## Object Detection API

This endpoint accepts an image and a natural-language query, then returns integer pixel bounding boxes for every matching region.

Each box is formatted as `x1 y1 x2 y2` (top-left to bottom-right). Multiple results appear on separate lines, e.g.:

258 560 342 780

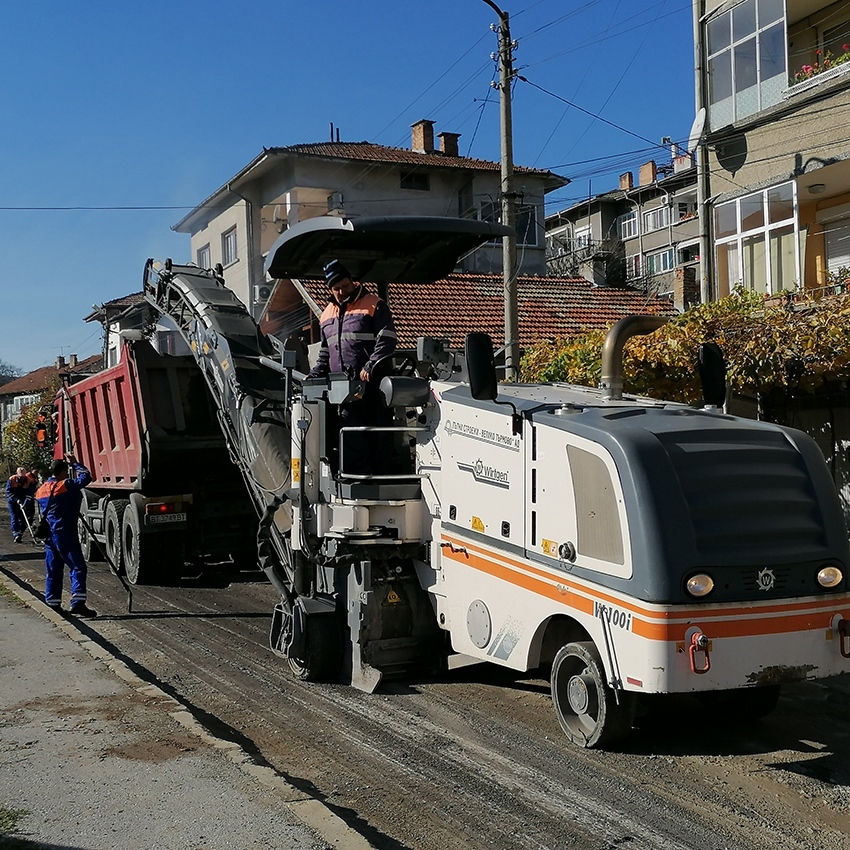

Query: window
574 225 591 249
678 242 700 264
458 180 475 218
713 181 799 297
645 249 674 276
481 201 538 245
197 243 210 269
400 171 430 191
625 254 642 280
677 201 697 221
617 212 638 239
823 20 850 60
221 227 237 266
642 206 670 233
515 205 538 246
705 0 786 128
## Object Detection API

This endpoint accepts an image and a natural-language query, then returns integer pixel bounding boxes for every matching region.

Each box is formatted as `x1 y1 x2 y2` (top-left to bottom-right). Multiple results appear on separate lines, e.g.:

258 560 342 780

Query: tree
2 379 60 476
0 358 22 387
520 288 850 404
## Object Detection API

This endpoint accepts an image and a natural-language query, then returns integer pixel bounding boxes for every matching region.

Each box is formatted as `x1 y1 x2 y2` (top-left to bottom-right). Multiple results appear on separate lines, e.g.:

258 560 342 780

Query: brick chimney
619 172 634 190
411 119 435 153
638 160 658 186
438 132 460 157
69 354 78 368
55 356 65 369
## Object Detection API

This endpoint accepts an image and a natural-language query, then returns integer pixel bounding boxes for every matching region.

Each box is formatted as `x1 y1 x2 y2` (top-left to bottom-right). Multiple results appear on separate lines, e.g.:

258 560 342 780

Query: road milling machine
133 215 850 748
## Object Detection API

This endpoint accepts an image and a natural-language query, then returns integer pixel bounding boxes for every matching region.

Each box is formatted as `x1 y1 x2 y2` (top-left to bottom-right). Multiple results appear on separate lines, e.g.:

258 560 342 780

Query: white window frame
713 180 800 295
574 225 591 250
645 248 674 276
221 227 238 267
642 205 670 233
625 253 642 280
705 0 787 127
197 243 210 269
618 212 638 240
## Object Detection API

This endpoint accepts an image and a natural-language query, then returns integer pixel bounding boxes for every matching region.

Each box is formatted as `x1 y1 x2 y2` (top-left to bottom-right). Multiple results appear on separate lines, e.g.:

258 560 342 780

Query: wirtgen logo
457 459 510 488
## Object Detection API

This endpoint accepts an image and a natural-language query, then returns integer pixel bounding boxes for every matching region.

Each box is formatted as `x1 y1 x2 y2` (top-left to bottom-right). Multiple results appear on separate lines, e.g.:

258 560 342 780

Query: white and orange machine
144 216 850 748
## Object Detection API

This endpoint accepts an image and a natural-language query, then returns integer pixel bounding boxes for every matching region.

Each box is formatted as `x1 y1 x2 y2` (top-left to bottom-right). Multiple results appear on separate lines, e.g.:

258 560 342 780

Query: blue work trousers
44 532 88 609
8 498 34 537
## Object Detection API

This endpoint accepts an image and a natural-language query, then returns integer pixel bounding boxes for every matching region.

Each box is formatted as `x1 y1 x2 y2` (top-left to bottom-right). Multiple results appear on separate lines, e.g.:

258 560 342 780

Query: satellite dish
688 108 706 153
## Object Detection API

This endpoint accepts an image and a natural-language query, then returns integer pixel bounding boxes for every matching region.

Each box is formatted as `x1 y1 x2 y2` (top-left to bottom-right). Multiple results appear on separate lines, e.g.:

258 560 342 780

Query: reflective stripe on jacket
6 473 37 501
35 463 92 536
310 285 397 377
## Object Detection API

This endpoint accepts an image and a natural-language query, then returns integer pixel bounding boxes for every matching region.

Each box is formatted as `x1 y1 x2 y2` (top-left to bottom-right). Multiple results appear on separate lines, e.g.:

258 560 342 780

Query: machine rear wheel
550 641 634 749
287 614 342 683
104 499 129 573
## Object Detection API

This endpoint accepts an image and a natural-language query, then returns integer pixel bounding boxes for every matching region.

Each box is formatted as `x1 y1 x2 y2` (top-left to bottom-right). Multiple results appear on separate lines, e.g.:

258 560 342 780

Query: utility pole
482 0 519 381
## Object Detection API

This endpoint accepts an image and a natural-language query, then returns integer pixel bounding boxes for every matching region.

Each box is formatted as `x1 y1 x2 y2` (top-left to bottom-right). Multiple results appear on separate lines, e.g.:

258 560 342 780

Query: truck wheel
78 516 101 562
104 499 129 574
288 614 342 683
121 504 156 586
550 641 635 749
122 505 185 585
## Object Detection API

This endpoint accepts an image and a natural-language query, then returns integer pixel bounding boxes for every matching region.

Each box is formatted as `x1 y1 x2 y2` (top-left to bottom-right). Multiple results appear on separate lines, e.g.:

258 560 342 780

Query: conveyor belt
142 260 295 599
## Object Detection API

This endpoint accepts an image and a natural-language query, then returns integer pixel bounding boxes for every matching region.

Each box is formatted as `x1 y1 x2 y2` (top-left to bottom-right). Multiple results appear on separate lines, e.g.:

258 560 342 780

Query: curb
0 568 374 850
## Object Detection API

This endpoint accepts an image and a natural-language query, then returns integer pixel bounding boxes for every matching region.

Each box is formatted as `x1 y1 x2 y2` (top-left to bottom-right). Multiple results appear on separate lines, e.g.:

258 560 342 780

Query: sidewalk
0 547 371 850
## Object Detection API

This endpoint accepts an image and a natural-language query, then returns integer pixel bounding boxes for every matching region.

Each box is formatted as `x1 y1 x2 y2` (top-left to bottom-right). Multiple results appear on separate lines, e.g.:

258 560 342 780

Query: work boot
68 603 98 618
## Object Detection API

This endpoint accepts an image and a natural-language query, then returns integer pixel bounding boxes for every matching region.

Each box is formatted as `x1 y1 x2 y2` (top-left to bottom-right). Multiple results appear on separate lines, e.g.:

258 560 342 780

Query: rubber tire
287 613 342 683
121 504 185 586
121 503 158 586
78 495 103 562
104 499 129 574
551 640 635 749
698 684 781 722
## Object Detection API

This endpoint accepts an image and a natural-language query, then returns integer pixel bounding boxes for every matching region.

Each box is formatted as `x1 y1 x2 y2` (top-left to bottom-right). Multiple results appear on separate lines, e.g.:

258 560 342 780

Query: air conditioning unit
254 284 272 304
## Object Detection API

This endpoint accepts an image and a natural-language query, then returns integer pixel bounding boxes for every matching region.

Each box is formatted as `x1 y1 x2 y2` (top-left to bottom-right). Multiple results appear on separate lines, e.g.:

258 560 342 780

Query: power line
519 75 675 152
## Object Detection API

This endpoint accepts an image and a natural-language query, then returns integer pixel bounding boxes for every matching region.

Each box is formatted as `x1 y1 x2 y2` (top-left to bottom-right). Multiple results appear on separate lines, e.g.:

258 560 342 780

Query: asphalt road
4 517 850 850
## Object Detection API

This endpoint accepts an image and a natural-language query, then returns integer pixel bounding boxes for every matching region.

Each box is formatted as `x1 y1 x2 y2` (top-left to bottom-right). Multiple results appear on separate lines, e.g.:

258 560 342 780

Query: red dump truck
53 337 256 584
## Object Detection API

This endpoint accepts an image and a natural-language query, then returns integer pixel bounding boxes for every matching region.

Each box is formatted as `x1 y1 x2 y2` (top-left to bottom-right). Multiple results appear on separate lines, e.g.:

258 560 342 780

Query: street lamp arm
480 0 506 19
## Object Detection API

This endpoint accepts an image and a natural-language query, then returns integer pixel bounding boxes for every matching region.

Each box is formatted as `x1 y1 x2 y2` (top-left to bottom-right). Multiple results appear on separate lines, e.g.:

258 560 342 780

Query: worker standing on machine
35 455 97 617
307 259 398 475
6 466 37 543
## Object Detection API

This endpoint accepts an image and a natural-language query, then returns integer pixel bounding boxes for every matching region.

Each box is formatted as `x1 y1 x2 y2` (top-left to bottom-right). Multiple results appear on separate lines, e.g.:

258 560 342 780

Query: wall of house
709 86 850 197
189 201 251 309
257 160 549 276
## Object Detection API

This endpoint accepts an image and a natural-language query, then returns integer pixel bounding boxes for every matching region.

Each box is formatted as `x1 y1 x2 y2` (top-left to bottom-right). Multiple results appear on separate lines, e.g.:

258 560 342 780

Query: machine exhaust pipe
600 315 669 401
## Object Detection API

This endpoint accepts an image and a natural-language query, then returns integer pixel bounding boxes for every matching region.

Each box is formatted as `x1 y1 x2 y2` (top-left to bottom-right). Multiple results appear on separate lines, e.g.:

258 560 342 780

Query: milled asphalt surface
0 531 373 850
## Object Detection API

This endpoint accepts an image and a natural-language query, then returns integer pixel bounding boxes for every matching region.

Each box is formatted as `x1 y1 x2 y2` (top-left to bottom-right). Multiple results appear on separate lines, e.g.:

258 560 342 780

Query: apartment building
697 0 850 298
545 154 700 310
173 120 568 317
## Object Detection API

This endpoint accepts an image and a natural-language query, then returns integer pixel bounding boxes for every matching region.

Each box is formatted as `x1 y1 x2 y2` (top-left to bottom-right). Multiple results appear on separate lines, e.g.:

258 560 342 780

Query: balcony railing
783 58 850 99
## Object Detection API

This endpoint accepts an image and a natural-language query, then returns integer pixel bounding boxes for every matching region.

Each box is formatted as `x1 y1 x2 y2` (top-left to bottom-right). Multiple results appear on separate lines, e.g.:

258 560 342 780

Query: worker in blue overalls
35 455 97 617
6 466 37 543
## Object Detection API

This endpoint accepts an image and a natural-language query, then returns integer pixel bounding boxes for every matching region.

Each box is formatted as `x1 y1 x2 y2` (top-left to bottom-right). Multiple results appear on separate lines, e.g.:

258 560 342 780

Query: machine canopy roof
264 215 512 283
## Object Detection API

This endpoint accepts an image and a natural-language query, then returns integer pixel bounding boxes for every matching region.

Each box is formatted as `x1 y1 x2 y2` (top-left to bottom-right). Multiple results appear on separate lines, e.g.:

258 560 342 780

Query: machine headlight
686 573 715 598
817 565 843 588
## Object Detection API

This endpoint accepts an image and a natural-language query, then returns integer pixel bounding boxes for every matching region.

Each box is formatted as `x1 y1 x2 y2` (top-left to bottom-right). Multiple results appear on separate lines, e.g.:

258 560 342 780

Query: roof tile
293 273 674 349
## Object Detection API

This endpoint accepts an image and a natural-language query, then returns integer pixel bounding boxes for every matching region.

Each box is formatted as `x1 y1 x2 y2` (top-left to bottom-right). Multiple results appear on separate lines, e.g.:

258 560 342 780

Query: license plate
147 512 187 525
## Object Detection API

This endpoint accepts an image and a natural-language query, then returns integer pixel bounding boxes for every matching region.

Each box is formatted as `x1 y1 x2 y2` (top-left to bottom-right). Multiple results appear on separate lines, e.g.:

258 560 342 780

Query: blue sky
0 0 696 373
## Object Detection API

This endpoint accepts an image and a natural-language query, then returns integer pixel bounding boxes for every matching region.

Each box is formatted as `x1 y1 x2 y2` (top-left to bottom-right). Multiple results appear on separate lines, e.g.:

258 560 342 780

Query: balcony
785 1 850 98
